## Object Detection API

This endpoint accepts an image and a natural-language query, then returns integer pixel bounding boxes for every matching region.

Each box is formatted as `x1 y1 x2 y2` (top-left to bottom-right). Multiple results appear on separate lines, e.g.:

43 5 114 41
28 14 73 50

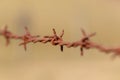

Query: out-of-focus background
0 0 120 80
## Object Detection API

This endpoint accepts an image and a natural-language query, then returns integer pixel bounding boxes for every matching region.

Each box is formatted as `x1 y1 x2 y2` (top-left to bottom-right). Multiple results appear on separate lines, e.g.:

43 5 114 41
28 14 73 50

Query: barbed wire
0 25 120 57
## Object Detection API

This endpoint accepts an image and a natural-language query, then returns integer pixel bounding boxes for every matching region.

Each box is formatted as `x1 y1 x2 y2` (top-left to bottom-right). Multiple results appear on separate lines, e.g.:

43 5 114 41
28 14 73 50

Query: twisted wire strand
0 25 120 57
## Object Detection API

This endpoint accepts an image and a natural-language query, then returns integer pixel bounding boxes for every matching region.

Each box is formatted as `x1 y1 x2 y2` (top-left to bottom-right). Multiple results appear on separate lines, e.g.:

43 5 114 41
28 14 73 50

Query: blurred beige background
0 0 120 80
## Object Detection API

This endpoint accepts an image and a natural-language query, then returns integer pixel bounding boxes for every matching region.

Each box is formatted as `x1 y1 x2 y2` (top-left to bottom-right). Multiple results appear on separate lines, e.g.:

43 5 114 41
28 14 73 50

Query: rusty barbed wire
0 25 120 57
